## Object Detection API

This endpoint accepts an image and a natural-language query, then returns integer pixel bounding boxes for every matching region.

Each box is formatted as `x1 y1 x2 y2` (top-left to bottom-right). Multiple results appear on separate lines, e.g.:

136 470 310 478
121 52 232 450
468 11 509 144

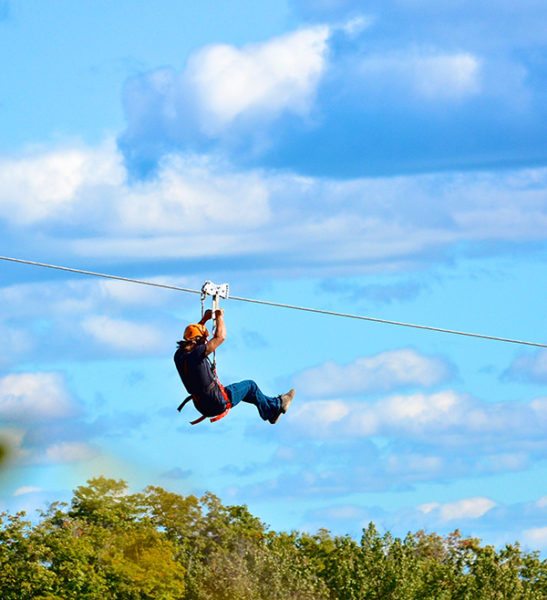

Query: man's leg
224 380 281 422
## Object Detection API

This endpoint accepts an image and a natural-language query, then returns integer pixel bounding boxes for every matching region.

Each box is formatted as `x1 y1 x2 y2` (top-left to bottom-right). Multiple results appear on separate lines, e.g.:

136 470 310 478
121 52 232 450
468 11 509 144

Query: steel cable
1 254 546 348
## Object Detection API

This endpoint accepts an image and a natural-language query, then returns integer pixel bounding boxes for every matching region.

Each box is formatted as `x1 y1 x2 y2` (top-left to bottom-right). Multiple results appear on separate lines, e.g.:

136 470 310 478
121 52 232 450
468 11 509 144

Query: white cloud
86 272 194 308
418 502 440 514
286 387 546 445
117 0 546 177
380 391 460 427
411 54 481 100
0 276 189 322
81 315 165 353
14 486 43 496
306 504 370 530
531 398 547 414
287 390 465 439
42 441 99 464
185 26 330 133
338 15 374 37
323 505 367 520
0 325 32 366
0 146 271 233
0 141 546 268
296 349 450 396
387 453 444 477
97 279 167 307
71 231 273 260
417 497 497 521
290 399 352 437
0 276 199 363
522 526 547 548
359 50 481 101
116 155 271 233
507 351 547 383
0 141 124 225
0 372 74 421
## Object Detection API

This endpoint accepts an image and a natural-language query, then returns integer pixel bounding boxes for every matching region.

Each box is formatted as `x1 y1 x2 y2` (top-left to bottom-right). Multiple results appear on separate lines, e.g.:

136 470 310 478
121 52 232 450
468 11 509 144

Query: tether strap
190 414 207 425
177 395 194 412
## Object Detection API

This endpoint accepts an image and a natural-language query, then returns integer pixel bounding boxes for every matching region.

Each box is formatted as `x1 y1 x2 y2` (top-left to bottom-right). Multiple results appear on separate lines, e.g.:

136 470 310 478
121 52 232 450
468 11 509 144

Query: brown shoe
268 389 295 424
280 389 295 413
269 410 282 424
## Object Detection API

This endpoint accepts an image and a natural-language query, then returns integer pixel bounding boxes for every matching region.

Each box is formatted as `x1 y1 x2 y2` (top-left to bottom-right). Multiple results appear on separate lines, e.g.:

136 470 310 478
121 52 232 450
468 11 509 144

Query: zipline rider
174 308 294 424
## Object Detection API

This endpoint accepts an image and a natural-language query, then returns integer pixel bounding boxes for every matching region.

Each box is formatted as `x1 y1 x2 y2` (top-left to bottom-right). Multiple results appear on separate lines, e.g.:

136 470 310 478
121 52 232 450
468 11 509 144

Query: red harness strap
189 381 232 425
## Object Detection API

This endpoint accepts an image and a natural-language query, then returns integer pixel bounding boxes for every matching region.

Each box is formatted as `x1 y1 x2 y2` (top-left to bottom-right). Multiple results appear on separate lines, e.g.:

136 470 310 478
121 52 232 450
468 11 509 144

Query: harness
176 359 232 424
177 280 231 425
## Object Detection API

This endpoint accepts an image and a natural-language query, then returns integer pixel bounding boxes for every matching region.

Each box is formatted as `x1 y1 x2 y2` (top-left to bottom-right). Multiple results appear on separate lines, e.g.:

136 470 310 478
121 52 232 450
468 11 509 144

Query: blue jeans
224 380 280 421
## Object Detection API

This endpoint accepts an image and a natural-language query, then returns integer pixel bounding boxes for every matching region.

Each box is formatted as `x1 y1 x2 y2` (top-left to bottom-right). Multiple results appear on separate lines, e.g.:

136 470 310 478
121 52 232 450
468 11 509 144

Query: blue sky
1 0 547 553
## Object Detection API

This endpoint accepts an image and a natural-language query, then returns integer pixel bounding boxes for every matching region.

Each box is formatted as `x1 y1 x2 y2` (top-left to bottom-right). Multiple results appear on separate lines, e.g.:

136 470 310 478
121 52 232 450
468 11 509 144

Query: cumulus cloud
286 400 353 438
0 372 75 422
418 497 497 521
523 526 547 549
0 275 197 364
321 279 426 305
358 51 481 102
292 0 547 49
40 441 99 464
227 446 460 499
295 348 451 397
505 350 547 383
232 425 543 504
0 373 107 467
81 315 165 353
301 503 373 536
0 276 190 320
95 154 270 236
161 467 192 480
236 386 547 500
0 325 32 367
1 141 547 269
286 388 547 445
0 146 270 234
186 26 330 133
302 494 547 549
14 486 43 496
97 279 170 307
115 3 547 176
239 384 546 499
119 25 330 169
0 141 124 226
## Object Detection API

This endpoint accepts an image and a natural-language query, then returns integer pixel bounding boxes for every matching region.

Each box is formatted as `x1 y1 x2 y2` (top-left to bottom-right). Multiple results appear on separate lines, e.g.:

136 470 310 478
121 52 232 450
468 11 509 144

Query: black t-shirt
174 343 226 417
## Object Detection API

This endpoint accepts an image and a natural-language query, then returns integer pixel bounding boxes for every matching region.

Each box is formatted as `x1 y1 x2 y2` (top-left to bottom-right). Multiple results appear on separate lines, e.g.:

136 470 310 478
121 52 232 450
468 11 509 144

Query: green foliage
1 479 546 599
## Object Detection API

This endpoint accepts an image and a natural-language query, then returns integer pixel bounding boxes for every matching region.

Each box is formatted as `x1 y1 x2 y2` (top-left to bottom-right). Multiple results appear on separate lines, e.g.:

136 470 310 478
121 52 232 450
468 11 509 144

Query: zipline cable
1 254 546 349
0 255 202 296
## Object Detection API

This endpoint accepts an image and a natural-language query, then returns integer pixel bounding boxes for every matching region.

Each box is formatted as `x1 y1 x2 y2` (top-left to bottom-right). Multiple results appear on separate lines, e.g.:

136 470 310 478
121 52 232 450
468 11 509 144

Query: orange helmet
183 323 209 341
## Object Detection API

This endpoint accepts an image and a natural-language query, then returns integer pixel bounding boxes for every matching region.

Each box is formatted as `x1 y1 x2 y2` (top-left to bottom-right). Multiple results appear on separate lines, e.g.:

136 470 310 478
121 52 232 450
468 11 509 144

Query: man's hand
205 308 226 356
200 309 213 324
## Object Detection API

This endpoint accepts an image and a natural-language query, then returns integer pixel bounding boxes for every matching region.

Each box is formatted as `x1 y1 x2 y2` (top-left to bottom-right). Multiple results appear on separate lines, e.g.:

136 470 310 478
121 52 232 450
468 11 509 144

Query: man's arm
205 309 226 356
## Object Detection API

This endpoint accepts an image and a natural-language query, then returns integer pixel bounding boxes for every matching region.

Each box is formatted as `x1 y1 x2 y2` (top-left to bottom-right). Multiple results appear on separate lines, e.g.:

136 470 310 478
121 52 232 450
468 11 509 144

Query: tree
1 479 546 599
0 511 55 600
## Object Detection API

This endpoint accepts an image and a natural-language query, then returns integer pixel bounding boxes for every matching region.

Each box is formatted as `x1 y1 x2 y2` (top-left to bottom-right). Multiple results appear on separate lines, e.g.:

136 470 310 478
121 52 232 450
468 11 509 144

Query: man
174 308 294 424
